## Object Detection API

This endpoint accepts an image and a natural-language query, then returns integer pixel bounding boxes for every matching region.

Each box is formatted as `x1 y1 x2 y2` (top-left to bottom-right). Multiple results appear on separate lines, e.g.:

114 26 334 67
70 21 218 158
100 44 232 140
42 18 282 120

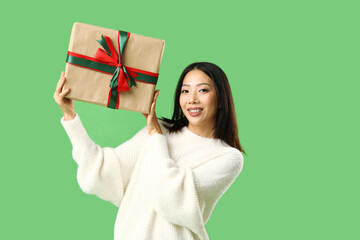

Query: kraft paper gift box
63 22 165 114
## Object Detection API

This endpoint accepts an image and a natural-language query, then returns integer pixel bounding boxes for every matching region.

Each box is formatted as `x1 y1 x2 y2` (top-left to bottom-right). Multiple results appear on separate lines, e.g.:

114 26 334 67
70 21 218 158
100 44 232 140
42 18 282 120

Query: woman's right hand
54 71 75 120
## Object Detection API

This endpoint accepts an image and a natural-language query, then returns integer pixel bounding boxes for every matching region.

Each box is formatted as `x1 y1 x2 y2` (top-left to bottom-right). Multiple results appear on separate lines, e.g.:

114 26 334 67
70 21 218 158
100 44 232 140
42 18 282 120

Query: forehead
182 69 213 86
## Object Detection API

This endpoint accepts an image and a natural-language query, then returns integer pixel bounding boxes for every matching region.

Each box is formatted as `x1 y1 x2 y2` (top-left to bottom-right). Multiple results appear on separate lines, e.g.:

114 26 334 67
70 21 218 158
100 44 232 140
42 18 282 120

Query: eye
199 89 209 93
181 89 189 93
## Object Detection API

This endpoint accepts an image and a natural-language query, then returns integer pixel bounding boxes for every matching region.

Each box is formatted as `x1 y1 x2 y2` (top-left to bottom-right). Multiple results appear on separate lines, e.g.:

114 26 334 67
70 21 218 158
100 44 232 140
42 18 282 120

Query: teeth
189 109 202 113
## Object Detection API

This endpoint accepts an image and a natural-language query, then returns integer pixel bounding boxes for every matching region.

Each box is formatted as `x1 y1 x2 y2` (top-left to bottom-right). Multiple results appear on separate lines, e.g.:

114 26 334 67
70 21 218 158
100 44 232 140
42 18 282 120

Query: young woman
54 62 246 240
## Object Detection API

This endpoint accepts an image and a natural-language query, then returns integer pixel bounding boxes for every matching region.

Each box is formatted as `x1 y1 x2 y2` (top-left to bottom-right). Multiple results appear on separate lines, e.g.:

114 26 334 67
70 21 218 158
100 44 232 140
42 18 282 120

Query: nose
188 91 199 104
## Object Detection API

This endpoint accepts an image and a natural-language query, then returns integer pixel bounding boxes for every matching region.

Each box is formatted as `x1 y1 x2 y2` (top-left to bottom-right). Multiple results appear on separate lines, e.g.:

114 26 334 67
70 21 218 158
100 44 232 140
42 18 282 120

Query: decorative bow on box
66 30 159 109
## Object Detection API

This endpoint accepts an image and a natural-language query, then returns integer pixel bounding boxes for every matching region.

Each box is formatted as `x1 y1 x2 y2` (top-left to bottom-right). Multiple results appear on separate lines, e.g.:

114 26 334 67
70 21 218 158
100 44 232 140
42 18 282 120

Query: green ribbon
66 54 158 85
66 30 159 109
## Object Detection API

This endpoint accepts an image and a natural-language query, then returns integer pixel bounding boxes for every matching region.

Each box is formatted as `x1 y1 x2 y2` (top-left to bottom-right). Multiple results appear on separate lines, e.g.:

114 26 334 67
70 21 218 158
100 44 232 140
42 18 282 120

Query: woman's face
180 69 218 130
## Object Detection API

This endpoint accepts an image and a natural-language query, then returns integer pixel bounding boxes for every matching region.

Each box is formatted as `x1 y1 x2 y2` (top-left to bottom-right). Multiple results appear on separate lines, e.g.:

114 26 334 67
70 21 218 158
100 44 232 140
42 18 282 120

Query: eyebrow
182 83 211 87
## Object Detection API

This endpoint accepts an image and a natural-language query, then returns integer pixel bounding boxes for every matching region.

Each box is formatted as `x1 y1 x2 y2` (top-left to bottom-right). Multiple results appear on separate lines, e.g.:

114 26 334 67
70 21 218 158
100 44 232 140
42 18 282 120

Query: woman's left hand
142 90 162 136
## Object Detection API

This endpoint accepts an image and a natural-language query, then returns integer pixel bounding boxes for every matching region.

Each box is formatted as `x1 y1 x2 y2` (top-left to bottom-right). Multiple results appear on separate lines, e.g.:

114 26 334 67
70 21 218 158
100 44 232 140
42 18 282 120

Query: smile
189 109 202 113
187 108 203 116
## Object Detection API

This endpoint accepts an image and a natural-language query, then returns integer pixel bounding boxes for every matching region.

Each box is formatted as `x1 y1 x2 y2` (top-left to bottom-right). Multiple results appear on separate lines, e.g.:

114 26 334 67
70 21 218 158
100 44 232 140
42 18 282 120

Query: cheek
207 95 216 104
179 96 186 111
208 94 218 113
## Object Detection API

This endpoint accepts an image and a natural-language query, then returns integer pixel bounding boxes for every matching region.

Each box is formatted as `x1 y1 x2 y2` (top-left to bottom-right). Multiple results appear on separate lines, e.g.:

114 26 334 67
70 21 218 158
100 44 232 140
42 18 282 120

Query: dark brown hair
161 62 246 155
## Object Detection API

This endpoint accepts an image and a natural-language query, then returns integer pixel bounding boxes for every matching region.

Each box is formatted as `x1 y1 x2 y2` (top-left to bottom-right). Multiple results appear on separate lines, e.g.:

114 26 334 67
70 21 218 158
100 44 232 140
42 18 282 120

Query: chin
186 118 203 126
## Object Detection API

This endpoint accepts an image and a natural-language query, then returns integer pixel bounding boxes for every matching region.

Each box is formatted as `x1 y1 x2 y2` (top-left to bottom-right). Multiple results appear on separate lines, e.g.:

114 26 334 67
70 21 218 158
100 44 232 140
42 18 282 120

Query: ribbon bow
66 29 160 110
94 31 136 92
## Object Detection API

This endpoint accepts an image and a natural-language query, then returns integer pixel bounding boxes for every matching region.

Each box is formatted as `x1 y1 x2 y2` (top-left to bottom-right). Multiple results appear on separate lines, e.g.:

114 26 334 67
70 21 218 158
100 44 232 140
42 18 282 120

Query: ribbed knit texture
61 113 244 240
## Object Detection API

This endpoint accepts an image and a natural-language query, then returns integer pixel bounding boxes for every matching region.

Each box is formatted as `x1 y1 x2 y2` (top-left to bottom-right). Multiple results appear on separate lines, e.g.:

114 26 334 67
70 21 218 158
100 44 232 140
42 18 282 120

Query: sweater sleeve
146 134 244 239
61 113 147 207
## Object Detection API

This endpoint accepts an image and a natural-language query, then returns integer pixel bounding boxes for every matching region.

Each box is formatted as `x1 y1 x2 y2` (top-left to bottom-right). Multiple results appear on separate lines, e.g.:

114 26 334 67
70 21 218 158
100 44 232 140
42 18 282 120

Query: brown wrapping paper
63 22 165 114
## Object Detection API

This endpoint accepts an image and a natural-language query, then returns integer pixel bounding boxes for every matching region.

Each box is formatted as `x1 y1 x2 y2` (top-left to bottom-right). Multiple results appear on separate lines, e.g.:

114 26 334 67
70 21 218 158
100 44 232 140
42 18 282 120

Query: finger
56 71 65 86
59 88 70 97
152 89 159 99
152 91 159 104
56 72 66 93
148 90 159 117
150 102 156 116
152 94 159 112
154 92 159 102
56 79 64 93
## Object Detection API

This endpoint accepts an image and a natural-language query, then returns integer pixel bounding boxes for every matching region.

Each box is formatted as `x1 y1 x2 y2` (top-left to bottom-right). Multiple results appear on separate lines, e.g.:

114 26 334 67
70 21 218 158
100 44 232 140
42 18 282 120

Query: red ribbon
94 31 131 92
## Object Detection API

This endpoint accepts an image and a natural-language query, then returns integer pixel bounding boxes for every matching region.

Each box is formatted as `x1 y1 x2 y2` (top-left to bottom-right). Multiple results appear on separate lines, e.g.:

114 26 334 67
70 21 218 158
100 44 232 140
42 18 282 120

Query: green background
1 0 359 239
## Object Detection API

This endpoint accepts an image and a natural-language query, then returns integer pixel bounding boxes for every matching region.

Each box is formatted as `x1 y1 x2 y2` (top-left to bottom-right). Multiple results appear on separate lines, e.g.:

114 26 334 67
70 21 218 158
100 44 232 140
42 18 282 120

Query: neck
188 122 216 138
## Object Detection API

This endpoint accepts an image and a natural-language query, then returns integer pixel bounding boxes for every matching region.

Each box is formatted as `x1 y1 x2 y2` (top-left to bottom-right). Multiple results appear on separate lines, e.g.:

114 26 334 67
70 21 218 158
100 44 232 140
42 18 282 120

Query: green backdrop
1 0 359 239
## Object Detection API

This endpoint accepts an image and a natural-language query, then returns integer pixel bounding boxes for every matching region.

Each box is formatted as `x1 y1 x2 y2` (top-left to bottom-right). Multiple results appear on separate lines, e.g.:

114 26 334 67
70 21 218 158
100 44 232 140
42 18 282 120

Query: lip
187 107 203 111
187 107 203 117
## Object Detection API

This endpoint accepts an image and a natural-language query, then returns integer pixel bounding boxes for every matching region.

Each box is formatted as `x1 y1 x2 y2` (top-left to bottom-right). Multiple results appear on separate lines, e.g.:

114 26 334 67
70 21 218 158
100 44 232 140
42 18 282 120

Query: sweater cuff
60 113 93 148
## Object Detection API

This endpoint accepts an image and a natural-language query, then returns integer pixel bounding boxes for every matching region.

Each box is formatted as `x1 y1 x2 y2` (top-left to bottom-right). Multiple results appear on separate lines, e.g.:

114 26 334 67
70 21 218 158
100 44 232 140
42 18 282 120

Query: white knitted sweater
61 113 244 240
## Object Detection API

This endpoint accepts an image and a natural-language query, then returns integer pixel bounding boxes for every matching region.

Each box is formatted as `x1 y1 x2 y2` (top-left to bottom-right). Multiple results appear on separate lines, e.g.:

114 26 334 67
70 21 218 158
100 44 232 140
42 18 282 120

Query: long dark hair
161 62 246 155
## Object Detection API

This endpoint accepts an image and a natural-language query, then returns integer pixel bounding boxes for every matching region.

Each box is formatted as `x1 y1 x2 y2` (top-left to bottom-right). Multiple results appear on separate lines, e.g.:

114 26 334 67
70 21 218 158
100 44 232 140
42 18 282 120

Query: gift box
63 22 165 114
